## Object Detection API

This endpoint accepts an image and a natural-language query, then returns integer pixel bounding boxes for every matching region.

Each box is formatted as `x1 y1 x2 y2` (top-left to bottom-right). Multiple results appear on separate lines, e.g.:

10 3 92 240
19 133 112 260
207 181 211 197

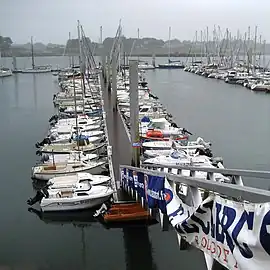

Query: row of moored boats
28 68 114 212
117 68 230 182
184 63 270 92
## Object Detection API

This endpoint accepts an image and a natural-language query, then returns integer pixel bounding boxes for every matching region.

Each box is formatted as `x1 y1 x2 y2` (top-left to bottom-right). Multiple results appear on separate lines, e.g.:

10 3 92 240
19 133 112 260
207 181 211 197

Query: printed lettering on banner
164 178 270 270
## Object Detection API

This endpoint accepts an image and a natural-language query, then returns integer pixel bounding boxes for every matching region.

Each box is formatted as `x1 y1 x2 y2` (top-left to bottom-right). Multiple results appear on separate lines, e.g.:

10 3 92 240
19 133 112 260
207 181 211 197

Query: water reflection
123 226 157 270
28 208 96 269
28 206 158 270
33 74 37 109
14 74 19 108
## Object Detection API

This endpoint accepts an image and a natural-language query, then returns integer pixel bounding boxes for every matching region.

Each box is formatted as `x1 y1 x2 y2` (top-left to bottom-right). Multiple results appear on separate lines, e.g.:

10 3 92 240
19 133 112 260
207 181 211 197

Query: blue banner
136 171 146 199
128 169 134 190
145 174 166 213
121 168 167 214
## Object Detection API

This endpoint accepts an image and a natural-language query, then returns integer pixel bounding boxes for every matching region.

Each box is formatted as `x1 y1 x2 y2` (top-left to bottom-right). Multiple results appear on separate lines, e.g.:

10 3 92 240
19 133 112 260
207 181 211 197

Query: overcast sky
0 0 268 44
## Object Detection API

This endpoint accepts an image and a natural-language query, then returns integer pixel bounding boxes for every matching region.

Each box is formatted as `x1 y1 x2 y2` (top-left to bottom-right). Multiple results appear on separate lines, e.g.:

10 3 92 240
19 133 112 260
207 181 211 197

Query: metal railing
123 164 270 203
119 164 270 270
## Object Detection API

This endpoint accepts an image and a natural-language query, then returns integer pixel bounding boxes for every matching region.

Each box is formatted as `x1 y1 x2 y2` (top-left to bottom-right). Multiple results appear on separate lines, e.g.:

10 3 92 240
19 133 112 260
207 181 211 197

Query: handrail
120 165 270 203
141 163 270 179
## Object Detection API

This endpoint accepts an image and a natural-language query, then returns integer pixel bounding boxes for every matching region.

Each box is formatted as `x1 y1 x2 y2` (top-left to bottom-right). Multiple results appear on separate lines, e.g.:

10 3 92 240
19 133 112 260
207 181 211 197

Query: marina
2 17 270 270
182 26 270 93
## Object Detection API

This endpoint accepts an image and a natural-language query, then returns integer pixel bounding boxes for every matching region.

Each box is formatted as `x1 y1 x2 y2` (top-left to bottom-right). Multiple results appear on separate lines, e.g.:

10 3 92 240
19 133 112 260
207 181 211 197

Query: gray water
0 57 205 270
1 56 269 269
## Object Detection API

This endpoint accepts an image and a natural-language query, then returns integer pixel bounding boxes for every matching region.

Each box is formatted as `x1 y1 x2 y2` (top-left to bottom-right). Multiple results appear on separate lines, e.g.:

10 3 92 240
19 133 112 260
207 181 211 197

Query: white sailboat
21 37 51 74
158 27 184 69
0 50 12 77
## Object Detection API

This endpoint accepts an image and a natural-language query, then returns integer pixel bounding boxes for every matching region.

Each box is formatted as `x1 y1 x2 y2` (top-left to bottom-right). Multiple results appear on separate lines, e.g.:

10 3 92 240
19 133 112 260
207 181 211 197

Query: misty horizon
0 0 268 44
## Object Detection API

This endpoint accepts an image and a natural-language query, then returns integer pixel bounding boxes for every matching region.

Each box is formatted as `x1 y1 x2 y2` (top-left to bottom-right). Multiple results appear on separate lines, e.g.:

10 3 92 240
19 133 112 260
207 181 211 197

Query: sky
0 0 269 44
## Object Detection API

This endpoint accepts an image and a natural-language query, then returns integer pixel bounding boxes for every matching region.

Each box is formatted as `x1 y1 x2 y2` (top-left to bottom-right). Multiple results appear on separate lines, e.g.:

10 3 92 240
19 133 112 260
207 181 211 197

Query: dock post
112 53 117 111
129 60 140 167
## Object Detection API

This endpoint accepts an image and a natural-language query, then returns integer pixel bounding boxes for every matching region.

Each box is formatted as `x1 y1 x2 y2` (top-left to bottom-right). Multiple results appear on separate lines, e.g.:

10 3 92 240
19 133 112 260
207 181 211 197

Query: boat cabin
227 70 237 77
147 118 170 130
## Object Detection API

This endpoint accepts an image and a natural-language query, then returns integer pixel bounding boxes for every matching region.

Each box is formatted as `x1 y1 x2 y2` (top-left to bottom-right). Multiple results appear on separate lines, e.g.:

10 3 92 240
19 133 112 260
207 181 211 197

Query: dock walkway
103 86 131 186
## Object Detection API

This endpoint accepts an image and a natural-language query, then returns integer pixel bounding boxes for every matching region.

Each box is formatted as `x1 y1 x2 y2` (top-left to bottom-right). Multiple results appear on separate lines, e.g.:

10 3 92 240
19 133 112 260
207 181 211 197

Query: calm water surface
1 56 269 269
0 58 205 270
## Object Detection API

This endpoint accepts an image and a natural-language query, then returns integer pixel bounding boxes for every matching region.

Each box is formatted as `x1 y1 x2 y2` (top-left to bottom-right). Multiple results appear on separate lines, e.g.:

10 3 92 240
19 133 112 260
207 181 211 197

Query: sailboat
158 27 184 69
0 50 12 77
21 37 51 73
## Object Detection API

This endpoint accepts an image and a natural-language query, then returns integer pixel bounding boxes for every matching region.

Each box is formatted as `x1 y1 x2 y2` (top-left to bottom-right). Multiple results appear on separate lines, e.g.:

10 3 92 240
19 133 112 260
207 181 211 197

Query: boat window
140 107 149 112
148 121 165 129
78 121 87 125
77 192 88 196
170 151 186 159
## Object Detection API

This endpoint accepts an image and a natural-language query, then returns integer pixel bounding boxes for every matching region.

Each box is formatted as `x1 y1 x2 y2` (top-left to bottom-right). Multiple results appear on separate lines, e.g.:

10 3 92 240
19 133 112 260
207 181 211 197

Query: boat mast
258 34 262 68
168 26 171 62
206 26 210 65
253 25 258 70
263 39 266 70
200 30 203 64
243 32 247 65
73 72 79 151
31 36 35 69
247 26 251 73
194 30 197 63
77 20 86 112
212 26 215 63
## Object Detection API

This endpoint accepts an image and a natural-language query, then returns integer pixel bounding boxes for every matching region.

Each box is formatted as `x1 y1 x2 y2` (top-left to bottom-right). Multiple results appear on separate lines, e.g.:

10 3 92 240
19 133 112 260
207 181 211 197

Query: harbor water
0 56 270 269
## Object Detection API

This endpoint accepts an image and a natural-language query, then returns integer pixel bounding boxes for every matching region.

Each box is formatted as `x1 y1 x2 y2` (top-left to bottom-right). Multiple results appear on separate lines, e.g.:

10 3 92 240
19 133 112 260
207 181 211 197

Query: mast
77 20 86 113
263 40 266 70
247 26 251 72
253 25 258 69
243 32 247 65
194 30 197 63
200 30 203 64
206 26 209 64
73 72 79 151
212 26 216 63
31 36 35 69
168 26 171 62
259 34 262 67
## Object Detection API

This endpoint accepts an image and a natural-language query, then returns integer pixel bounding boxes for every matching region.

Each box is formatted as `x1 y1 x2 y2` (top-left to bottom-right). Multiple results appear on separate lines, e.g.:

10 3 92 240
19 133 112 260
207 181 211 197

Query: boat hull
158 64 184 69
21 69 51 74
41 194 112 212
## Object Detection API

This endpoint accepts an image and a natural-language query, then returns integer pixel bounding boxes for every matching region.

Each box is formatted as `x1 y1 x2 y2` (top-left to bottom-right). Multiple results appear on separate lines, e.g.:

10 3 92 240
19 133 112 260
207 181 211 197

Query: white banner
164 178 270 270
